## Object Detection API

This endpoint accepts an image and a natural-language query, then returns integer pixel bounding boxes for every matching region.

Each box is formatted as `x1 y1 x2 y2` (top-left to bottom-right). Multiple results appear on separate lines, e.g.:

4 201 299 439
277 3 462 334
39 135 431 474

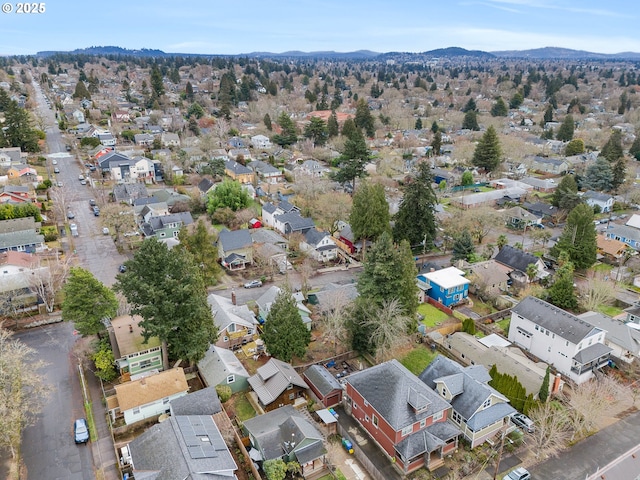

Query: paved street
16 322 94 480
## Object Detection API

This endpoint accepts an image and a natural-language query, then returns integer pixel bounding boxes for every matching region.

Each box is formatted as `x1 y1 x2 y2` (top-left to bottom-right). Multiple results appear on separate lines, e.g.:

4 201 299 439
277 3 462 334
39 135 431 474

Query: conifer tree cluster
489 365 536 414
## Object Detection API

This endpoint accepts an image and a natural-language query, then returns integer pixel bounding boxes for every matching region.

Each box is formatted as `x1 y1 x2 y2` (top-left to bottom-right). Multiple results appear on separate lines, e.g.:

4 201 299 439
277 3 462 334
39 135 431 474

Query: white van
70 223 78 237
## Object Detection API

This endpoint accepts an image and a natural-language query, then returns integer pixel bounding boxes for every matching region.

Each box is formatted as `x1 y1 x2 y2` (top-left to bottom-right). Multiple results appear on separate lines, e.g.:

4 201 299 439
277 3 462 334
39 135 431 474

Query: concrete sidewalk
85 365 121 480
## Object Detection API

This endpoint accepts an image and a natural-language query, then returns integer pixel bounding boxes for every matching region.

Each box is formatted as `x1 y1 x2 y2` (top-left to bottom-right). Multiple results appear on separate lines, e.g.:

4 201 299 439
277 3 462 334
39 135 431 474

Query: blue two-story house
606 225 640 251
417 266 470 307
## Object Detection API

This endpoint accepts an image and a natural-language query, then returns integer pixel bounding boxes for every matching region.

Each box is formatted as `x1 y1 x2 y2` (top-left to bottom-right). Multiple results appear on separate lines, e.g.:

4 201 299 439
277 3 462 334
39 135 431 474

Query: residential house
0 185 34 205
134 133 155 146
97 133 117 147
138 202 170 223
509 296 612 384
502 206 541 229
0 147 25 166
249 160 284 184
108 314 164 378
303 364 343 408
140 212 193 239
197 345 251 392
250 227 290 272
273 211 315 236
228 136 246 149
605 225 640 251
224 159 254 183
521 201 560 224
297 159 330 177
300 229 338 262
256 286 311 329
228 148 252 162
207 293 258 351
583 190 614 213
113 183 149 204
417 266 470 307
6 164 37 179
251 134 272 149
529 156 569 175
108 368 189 424
197 178 215 197
126 414 237 480
626 214 640 230
578 311 640 364
520 176 557 193
344 360 460 473
247 358 308 412
419 356 516 448
0 217 45 253
336 223 361 255
161 132 180 148
450 186 530 209
596 235 630 264
218 228 253 270
98 151 138 182
0 251 44 314
150 189 191 210
431 168 458 186
494 245 547 283
168 385 222 417
307 282 359 316
242 405 325 478
261 201 298 230
465 260 511 298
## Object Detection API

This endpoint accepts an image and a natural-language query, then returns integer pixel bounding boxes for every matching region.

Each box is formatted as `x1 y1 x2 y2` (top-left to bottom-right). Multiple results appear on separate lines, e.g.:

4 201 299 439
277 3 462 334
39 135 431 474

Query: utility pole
492 425 507 480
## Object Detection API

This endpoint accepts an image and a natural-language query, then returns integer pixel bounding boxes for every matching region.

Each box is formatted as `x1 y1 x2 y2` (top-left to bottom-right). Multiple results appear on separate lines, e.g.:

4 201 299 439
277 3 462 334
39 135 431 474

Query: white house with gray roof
583 190 614 213
509 296 612 384
207 293 257 351
578 311 640 364
301 229 337 262
419 355 516 448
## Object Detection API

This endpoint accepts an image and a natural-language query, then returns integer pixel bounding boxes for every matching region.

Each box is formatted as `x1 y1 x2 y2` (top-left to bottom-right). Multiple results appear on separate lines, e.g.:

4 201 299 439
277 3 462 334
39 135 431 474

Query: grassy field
400 347 438 375
597 304 624 317
418 303 450 327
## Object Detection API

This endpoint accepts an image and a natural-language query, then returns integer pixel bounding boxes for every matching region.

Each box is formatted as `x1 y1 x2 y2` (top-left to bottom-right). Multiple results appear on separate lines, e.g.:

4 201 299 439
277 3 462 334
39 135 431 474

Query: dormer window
482 397 491 409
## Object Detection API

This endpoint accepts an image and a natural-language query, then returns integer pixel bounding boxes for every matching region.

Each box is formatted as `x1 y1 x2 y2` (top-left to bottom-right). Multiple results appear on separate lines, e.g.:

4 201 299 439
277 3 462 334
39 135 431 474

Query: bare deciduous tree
320 289 352 354
29 253 73 313
0 328 51 460
527 401 572 460
578 270 618 312
298 257 315 298
100 203 138 246
48 186 77 223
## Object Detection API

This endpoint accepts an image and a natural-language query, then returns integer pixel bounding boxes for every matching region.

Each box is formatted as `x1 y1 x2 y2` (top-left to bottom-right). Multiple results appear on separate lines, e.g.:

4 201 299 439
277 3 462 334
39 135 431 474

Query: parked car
503 467 530 480
67 211 75 219
78 174 84 181
57 181 63 187
65 145 72 152
89 165 96 172
92 206 100 216
74 418 89 444
70 223 78 237
102 227 109 235
119 264 127 273
511 413 535 433
81 179 87 185
89 199 96 207
53 167 60 173
52 159 58 165
244 280 263 289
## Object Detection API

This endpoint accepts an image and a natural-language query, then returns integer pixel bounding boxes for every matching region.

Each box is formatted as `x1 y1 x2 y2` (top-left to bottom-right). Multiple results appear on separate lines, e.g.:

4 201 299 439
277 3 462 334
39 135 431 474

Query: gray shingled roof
584 190 613 203
224 159 252 175
303 365 341 397
128 415 237 480
607 224 640 243
419 355 513 427
512 296 601 344
170 386 222 416
262 202 277 214
219 229 252 252
579 311 640 355
275 212 315 232
247 358 307 406
198 345 250 389
347 359 451 431
304 228 329 247
207 294 257 332
0 230 44 250
494 245 541 274
395 421 460 459
242 405 324 463
572 342 612 363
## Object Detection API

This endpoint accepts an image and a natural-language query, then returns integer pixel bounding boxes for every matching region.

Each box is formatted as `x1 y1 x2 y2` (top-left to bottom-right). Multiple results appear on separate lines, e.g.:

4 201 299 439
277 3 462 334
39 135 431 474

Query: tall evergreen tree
303 117 328 146
539 366 550 402
462 98 477 112
1 101 40 152
431 131 442 156
150 64 164 99
392 162 438 248
261 287 311 362
354 98 376 137
272 112 298 147
547 261 578 310
551 174 582 210
72 81 91 100
556 115 575 142
452 230 475 261
357 231 418 315
629 133 640 161
263 113 272 131
327 110 339 137
332 128 369 192
600 130 624 162
543 104 554 124
472 126 502 172
462 110 480 131
490 97 508 116
349 182 389 255
550 203 597 269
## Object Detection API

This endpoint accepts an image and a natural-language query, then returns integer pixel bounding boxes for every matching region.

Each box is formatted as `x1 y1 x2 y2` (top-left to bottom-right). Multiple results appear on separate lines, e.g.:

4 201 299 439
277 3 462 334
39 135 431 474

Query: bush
216 384 232 403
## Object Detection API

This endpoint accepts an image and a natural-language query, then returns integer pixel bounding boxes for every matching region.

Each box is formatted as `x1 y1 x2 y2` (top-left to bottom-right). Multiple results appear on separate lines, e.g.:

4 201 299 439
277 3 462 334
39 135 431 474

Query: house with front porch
0 217 45 253
583 190 614 213
344 359 460 473
503 206 541 229
300 229 338 262
243 405 325 478
417 266 470 307
224 159 254 183
605 225 640 251
108 314 164 378
207 293 258 351
139 212 193 239
509 296 612 384
217 228 253 270
419 356 516 448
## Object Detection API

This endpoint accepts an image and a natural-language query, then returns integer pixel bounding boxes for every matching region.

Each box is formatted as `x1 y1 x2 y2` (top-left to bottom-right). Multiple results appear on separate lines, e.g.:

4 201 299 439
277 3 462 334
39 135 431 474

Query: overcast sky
1 0 638 55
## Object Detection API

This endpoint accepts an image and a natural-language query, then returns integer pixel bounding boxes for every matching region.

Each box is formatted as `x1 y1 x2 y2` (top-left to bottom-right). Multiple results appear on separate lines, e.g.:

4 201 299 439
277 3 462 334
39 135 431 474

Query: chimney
231 290 237 306
552 373 562 394
129 324 134 333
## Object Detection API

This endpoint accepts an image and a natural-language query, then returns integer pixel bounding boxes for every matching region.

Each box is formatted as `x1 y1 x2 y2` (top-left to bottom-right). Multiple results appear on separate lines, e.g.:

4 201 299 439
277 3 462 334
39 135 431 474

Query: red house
303 364 342 408
344 359 460 474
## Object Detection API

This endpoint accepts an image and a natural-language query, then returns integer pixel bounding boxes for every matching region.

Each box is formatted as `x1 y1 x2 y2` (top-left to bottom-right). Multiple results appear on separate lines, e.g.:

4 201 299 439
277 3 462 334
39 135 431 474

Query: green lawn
593 263 614 273
317 470 347 480
400 347 438 375
597 304 624 317
418 303 450 327
235 394 257 421
496 318 510 336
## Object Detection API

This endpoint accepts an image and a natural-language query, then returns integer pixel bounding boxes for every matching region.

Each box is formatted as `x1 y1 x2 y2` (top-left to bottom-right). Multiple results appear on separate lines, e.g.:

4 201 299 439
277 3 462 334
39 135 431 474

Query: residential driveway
529 409 640 479
16 322 95 480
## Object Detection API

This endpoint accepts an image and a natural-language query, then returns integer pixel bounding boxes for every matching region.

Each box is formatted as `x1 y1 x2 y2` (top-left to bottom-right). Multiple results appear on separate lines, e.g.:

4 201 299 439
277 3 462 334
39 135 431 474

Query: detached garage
303 364 343 408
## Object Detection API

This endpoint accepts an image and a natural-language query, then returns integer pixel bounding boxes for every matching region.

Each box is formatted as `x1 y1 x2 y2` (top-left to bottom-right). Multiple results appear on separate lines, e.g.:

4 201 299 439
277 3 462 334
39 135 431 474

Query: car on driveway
89 199 96 207
244 280 263 289
78 174 84 181
503 467 530 480
92 207 100 216
511 412 535 433
74 418 89 444
67 211 75 219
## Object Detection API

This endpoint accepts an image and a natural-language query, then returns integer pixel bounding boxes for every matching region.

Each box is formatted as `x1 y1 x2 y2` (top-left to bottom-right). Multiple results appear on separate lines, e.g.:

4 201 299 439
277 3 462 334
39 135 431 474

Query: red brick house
344 360 460 473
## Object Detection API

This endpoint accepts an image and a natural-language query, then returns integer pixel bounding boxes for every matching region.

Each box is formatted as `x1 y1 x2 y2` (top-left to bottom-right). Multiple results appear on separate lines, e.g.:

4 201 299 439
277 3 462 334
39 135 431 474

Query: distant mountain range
36 45 640 60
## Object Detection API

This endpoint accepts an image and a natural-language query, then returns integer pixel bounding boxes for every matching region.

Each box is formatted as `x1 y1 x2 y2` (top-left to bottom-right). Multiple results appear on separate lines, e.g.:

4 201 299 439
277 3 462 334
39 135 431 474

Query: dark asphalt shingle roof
347 360 451 431
303 365 341 397
512 296 601 344
395 421 461 459
219 229 252 252
495 245 541 274
170 386 222 416
572 342 612 363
